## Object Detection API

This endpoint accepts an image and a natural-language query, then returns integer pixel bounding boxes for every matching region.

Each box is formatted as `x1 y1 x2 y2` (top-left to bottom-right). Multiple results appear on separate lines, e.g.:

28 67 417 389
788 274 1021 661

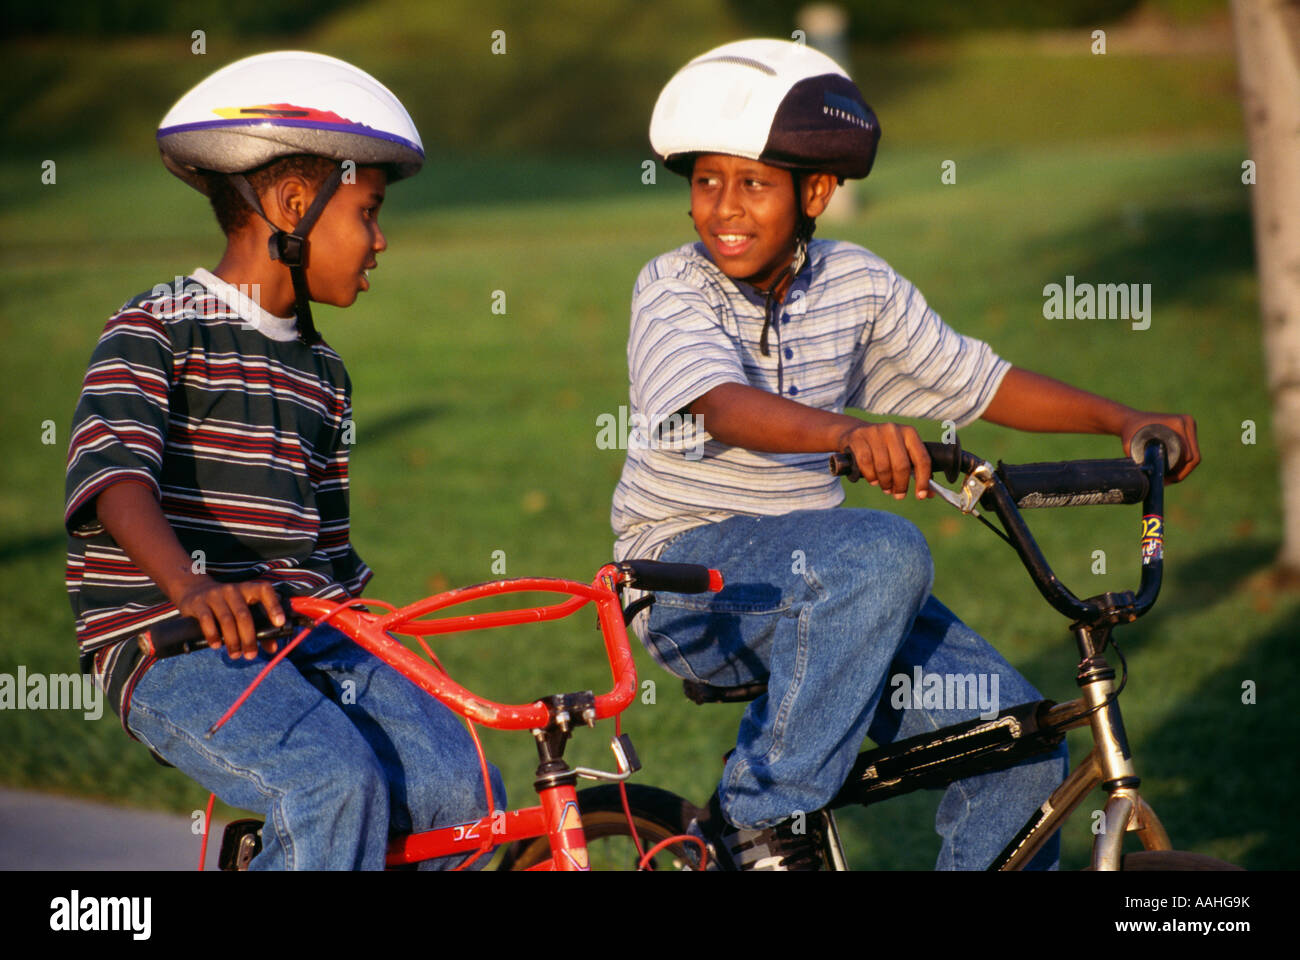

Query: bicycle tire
498 784 700 871
1085 851 1243 871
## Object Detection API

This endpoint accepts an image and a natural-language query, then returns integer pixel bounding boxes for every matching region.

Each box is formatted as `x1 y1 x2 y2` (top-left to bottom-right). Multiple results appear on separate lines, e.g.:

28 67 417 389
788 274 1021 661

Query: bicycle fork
993 622 1171 870
1076 626 1172 870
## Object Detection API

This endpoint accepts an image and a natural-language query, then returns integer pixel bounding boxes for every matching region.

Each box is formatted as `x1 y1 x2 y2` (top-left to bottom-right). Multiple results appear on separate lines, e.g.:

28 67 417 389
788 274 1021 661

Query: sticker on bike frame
449 819 486 843
563 845 590 871
558 802 589 870
560 801 582 832
1140 514 1164 565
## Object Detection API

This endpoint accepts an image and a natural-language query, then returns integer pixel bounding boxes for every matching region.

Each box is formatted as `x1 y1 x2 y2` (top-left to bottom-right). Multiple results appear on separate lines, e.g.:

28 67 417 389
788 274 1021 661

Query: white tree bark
1231 0 1300 574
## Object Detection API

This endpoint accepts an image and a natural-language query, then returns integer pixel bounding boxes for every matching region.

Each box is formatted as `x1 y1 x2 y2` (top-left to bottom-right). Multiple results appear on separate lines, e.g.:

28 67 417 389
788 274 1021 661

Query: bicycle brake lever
926 478 973 514
927 461 996 516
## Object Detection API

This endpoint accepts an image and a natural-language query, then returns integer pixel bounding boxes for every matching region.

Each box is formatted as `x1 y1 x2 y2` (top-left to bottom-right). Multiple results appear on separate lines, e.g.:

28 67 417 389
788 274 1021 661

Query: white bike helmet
651 39 881 367
157 51 424 343
650 38 879 182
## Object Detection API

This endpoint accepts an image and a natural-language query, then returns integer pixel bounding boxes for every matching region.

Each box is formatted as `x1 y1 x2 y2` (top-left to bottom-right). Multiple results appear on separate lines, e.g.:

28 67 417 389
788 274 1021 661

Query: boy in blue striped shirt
612 39 1199 870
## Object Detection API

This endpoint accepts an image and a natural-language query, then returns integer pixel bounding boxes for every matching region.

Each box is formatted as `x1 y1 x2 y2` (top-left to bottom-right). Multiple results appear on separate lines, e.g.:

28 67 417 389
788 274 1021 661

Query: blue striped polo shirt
611 239 1010 561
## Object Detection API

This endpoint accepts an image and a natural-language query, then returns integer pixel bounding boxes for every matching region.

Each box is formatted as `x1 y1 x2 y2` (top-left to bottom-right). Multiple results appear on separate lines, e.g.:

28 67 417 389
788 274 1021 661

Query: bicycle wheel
498 784 700 871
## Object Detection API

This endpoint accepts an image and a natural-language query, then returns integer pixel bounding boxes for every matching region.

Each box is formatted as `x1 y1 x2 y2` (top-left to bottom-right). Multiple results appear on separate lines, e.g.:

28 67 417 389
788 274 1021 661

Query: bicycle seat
682 679 768 704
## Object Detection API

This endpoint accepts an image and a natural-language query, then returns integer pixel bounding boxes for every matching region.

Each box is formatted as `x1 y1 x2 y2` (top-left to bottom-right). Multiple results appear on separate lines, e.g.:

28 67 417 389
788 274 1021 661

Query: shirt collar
190 267 299 342
691 242 815 312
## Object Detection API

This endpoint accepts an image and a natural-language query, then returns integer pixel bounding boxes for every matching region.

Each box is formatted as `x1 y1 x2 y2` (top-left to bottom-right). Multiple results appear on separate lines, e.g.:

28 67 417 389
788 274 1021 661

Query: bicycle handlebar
136 561 723 731
828 425 1180 626
616 559 724 594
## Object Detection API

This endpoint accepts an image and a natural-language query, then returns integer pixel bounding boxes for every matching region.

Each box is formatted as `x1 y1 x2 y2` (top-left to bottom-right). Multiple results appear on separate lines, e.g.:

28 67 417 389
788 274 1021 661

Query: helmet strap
228 164 346 345
757 171 814 388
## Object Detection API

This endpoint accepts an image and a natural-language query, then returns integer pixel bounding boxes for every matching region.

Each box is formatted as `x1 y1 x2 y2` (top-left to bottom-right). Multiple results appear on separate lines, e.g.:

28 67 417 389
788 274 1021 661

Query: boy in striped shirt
613 39 1200 870
64 52 501 869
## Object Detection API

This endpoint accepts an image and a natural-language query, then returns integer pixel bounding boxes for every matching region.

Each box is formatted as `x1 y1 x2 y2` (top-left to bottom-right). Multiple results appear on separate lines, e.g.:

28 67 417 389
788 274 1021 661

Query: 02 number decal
1140 514 1164 565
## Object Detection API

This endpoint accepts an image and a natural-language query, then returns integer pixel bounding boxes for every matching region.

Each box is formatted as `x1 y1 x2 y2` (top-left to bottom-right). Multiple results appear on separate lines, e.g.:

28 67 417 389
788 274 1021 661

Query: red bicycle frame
289 563 637 871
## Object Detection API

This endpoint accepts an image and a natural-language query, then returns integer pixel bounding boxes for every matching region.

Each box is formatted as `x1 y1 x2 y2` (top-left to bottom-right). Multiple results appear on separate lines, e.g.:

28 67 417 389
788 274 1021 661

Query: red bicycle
136 559 721 871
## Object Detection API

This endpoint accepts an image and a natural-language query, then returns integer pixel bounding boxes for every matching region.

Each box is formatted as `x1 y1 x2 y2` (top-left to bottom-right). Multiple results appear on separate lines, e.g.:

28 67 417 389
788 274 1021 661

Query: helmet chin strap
757 172 816 397
228 165 346 346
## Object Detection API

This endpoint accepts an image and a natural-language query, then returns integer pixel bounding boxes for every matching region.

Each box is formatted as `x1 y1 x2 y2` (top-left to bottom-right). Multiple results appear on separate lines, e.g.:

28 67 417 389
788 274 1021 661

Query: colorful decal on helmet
212 103 357 125
1140 514 1164 565
158 117 423 157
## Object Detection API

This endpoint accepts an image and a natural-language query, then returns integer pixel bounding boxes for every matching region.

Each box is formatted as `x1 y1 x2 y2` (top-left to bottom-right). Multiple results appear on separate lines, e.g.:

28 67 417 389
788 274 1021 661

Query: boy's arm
95 481 285 660
979 367 1200 482
690 383 935 501
690 365 1200 500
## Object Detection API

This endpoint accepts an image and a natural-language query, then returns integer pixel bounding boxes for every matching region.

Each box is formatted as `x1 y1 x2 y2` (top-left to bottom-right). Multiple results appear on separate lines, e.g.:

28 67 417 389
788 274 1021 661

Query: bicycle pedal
218 819 263 871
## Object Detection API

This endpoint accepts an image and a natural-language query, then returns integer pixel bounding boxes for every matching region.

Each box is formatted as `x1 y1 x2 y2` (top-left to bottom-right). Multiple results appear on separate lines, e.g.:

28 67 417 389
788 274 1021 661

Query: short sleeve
846 267 1010 428
628 277 748 434
65 310 174 537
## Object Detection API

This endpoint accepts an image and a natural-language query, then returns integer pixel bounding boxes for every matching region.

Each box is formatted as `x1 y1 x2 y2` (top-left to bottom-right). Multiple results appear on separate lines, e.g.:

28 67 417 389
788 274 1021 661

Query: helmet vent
690 54 777 76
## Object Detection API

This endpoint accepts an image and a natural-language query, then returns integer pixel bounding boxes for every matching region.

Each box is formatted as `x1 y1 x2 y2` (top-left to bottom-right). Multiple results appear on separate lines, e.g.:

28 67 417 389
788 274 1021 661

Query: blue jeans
644 508 1068 870
126 625 505 870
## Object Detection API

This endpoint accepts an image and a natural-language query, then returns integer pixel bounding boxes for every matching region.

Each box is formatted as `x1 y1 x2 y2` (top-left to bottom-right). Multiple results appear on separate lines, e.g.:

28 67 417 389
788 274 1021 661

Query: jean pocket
641 628 707 683
123 698 170 759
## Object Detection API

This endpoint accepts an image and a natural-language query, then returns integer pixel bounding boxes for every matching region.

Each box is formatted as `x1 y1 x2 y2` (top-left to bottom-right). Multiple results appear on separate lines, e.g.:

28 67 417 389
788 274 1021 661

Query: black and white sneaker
686 791 829 871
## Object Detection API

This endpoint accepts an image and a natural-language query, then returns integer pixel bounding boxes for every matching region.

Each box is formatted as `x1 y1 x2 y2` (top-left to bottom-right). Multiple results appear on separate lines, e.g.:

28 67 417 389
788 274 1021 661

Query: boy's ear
802 172 838 219
266 175 314 229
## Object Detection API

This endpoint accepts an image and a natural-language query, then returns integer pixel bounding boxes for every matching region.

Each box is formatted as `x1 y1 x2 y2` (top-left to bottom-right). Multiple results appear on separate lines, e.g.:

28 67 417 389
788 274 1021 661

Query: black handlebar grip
137 617 207 658
1129 423 1183 475
923 440 963 483
619 560 724 594
829 440 963 483
997 459 1149 508
137 605 287 659
828 452 857 478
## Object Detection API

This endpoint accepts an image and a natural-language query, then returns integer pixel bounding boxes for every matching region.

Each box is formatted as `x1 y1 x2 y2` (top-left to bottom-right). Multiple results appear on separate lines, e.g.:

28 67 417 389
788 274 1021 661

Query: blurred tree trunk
1231 0 1300 575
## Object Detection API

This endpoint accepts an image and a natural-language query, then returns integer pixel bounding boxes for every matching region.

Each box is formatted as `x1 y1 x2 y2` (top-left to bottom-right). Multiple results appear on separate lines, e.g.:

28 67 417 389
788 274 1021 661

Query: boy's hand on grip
835 421 932 501
173 578 286 661
1119 412 1199 483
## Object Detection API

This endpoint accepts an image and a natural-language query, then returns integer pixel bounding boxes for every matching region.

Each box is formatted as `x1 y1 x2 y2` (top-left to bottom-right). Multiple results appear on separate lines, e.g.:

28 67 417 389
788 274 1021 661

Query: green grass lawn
1 23 1293 870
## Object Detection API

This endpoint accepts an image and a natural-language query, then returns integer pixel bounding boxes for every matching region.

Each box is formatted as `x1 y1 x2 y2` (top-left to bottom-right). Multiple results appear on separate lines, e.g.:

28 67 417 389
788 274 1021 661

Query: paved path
0 787 230 870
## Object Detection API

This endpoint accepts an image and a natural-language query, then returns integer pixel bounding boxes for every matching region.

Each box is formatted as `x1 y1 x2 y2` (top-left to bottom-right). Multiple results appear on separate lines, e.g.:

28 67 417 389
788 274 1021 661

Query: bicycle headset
650 38 882 367
156 51 425 345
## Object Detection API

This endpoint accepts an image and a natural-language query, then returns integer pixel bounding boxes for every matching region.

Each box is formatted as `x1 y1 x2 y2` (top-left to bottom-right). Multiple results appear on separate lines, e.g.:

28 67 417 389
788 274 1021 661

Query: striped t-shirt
64 268 370 731
611 239 1011 561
